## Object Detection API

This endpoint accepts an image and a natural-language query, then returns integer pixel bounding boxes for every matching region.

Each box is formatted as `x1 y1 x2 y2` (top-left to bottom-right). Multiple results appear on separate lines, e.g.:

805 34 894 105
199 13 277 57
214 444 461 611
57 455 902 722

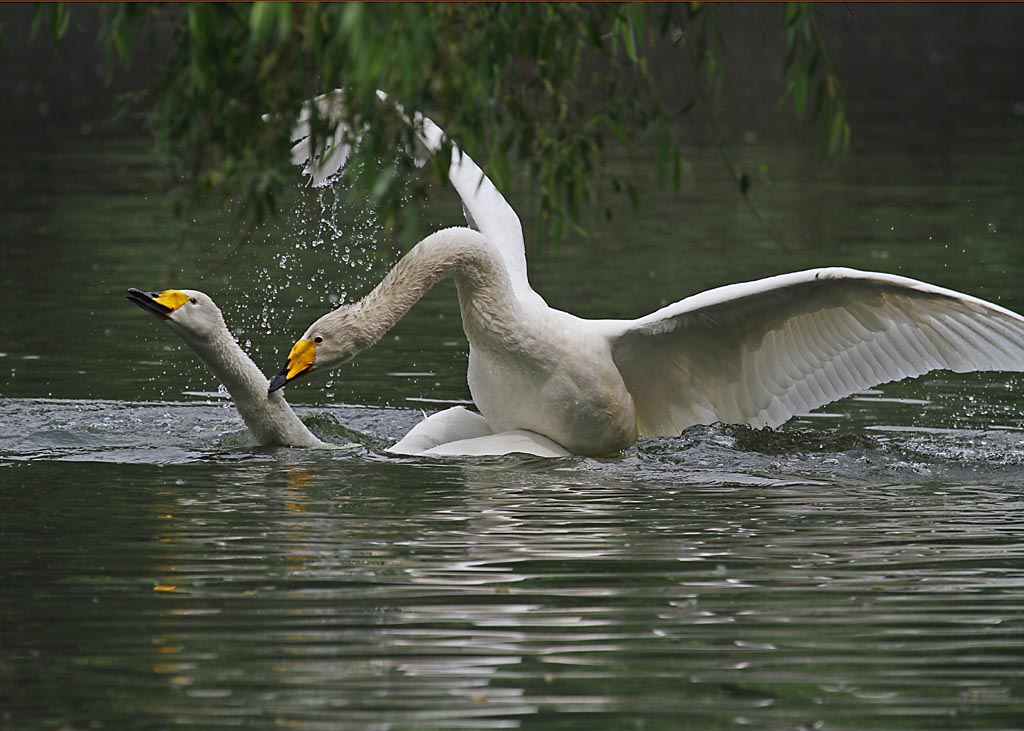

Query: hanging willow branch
30 2 852 248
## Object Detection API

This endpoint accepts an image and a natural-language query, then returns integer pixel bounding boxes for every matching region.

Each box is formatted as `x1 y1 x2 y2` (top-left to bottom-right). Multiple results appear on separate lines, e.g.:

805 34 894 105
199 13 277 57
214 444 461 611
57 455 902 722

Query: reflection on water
2 393 1023 728
1 422 1022 730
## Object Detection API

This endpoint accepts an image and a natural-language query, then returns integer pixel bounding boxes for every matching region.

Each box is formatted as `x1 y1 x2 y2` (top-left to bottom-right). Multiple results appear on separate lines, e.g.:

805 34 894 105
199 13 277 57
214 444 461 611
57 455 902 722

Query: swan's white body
275 90 1024 457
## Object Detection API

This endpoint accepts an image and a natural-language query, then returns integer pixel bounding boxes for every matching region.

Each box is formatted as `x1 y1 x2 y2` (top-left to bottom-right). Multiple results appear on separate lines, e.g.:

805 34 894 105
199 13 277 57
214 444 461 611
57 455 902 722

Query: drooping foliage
30 2 849 244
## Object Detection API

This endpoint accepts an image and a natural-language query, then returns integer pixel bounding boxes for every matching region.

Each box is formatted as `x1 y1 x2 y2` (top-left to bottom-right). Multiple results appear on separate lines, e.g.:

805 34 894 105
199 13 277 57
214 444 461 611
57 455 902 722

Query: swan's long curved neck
347 227 516 349
179 326 323 447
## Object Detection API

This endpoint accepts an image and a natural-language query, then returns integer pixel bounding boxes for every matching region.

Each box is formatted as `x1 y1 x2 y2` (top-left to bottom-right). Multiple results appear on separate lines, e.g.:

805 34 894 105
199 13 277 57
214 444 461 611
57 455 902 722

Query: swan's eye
314 336 323 343
189 297 197 304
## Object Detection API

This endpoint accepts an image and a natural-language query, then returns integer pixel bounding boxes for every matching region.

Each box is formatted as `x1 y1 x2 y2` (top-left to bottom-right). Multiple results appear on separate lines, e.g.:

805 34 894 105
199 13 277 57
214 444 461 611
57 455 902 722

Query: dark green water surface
3 9 1024 728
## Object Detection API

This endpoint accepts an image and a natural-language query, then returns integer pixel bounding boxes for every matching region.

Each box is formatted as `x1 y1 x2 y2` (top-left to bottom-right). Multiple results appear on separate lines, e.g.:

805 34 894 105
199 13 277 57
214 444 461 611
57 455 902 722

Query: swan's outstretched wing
287 90 540 305
610 268 1024 436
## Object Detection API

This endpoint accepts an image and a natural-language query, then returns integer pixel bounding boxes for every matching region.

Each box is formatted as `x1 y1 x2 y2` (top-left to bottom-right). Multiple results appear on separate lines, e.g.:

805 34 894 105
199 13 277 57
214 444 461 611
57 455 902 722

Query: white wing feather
285 91 354 187
611 268 1024 436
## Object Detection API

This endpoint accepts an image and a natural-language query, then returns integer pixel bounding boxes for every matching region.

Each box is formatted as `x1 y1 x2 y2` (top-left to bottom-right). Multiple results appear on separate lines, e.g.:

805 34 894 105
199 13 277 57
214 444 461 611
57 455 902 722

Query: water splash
224 166 397 370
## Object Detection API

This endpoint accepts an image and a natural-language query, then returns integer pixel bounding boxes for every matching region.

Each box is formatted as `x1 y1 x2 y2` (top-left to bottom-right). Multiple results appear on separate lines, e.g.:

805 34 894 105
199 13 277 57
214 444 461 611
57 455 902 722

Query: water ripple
1 398 1022 729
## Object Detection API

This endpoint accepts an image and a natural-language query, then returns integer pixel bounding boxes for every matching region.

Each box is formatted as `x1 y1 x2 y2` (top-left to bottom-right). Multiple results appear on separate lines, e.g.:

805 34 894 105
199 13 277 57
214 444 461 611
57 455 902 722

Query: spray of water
140 160 412 405
222 164 402 401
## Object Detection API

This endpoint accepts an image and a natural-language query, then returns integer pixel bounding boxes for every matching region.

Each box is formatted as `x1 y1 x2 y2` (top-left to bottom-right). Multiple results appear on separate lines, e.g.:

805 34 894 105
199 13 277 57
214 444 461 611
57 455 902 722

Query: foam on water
3 397 1022 489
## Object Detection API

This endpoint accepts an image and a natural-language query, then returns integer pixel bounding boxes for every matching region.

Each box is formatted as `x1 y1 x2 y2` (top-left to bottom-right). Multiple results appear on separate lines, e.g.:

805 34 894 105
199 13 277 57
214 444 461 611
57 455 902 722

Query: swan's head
127 288 225 342
268 304 370 393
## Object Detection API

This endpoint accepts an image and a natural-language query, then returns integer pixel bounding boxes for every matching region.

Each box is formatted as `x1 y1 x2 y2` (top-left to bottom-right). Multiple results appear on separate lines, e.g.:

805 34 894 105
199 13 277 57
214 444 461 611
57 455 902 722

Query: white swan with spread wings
268 91 1024 457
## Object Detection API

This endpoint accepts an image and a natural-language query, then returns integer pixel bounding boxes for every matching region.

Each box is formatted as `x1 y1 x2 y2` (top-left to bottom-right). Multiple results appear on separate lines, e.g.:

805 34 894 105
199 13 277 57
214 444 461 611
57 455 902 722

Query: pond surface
3 13 1024 729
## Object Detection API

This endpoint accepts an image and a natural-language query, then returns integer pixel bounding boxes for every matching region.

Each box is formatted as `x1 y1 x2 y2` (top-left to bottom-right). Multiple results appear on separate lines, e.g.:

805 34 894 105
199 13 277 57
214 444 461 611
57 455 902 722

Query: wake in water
3 397 1022 489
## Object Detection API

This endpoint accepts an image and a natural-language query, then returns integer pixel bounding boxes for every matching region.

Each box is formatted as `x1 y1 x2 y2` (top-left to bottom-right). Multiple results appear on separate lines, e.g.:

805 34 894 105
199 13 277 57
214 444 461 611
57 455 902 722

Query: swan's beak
127 288 190 319
268 339 317 393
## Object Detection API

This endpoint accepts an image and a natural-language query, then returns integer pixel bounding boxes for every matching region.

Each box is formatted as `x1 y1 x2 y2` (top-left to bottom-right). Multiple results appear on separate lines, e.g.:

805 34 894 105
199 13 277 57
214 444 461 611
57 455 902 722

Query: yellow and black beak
127 288 190 319
268 338 317 393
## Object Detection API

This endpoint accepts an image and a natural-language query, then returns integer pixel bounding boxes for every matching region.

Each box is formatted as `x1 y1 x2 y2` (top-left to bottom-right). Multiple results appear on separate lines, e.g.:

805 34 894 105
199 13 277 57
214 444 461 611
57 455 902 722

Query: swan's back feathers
611 268 1024 436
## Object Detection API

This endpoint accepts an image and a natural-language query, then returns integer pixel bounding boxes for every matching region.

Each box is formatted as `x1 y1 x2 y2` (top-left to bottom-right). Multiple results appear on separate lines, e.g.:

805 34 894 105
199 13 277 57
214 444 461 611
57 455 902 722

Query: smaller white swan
127 288 566 457
128 288 325 448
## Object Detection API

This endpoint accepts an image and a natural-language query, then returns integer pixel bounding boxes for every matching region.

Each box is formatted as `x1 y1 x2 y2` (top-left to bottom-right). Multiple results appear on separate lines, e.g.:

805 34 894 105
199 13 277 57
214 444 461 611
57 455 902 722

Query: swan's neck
178 326 323 448
350 227 516 348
